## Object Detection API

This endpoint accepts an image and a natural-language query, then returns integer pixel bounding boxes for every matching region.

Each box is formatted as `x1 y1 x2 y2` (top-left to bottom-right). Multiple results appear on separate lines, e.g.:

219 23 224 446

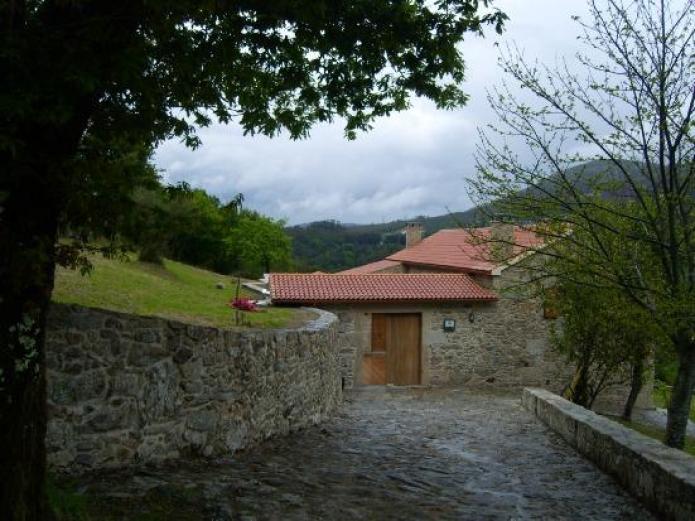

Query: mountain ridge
287 159 643 272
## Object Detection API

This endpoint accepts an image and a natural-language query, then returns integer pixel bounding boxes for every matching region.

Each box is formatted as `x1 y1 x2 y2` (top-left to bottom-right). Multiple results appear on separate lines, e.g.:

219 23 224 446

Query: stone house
269 223 650 410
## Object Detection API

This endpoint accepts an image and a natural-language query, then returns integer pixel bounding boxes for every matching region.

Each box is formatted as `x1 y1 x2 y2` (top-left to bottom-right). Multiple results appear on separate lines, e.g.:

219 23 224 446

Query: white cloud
154 0 590 225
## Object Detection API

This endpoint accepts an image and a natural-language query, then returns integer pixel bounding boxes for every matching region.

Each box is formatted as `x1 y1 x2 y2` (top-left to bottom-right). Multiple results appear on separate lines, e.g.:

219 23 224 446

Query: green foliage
1 1 509 515
120 180 291 277
655 342 680 386
286 202 508 272
2 0 507 153
470 0 695 447
47 477 89 521
548 276 661 408
653 382 695 423
164 184 240 272
288 220 405 272
53 254 301 329
227 212 292 278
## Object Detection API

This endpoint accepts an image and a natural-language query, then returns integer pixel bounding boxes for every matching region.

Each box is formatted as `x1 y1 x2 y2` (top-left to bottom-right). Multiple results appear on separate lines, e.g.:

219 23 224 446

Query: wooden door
362 313 421 385
385 314 421 385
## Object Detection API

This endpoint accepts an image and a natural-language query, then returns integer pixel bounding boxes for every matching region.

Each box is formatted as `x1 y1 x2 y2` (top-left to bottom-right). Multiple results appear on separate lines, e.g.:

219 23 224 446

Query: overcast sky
154 0 590 225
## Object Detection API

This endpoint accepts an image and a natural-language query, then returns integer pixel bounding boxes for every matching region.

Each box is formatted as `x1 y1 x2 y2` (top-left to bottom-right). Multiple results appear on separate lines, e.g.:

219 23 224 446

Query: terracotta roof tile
386 227 542 274
338 259 402 274
269 273 497 304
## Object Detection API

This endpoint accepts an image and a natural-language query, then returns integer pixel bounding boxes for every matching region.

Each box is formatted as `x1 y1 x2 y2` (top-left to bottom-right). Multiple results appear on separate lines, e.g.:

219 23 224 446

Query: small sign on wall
443 318 456 332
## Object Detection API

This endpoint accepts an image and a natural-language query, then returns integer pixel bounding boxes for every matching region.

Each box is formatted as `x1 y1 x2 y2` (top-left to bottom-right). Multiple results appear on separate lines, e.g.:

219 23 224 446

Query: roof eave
271 297 498 306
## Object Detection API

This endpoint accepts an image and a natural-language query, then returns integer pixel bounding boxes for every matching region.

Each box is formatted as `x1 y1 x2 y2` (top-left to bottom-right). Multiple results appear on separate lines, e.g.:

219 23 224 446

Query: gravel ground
80 388 655 520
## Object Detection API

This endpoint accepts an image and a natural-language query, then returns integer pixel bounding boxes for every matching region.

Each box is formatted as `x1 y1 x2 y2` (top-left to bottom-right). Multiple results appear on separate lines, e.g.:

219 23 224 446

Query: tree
547 268 660 418
470 0 694 448
125 186 173 264
227 211 293 278
0 2 507 516
165 185 233 270
123 181 249 271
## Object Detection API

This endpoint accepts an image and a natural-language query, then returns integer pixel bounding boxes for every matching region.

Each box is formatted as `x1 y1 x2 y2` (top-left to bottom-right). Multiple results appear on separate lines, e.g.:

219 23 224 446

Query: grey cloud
154 0 589 225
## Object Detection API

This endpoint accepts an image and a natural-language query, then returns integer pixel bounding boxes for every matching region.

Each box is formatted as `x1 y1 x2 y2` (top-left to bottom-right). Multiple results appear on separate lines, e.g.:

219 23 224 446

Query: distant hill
287 207 491 272
288 160 643 272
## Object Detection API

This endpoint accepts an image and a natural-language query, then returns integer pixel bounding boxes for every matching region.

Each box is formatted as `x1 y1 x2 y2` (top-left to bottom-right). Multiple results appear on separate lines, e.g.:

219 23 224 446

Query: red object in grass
229 298 258 312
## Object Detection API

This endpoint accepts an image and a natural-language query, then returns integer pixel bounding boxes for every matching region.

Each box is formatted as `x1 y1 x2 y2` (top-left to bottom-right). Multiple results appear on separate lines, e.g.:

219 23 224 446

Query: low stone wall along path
81 389 655 520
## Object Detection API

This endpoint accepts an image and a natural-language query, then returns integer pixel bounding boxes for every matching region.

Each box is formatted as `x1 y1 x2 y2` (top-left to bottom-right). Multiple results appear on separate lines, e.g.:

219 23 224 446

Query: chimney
405 222 424 248
490 221 515 261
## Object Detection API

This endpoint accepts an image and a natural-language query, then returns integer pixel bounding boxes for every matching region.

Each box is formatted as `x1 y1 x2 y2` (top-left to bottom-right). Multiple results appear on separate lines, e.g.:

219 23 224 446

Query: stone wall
329 301 569 392
45 303 341 473
522 388 695 521
426 299 568 388
328 255 652 412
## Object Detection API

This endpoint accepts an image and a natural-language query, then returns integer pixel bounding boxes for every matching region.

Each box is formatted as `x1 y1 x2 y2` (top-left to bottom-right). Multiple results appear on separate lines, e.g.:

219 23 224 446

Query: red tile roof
386 227 542 274
338 259 402 274
269 273 497 304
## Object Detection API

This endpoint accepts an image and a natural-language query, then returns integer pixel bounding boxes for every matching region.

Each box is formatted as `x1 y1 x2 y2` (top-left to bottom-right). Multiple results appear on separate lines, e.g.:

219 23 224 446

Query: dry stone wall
45 304 341 473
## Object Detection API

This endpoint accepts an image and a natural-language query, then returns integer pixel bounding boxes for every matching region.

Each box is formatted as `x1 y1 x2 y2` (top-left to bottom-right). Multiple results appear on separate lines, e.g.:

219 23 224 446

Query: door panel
361 352 386 384
386 314 421 385
371 314 388 352
367 313 421 386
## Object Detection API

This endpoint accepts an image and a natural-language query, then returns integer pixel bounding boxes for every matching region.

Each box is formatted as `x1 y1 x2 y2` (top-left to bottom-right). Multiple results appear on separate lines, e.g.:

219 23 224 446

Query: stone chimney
405 223 424 248
490 221 515 261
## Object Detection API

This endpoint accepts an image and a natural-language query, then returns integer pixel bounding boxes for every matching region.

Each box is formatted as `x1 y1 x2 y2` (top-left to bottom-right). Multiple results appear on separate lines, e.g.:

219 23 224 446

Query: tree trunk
1 3 144 518
622 357 645 422
666 339 695 449
564 364 591 407
0 172 61 519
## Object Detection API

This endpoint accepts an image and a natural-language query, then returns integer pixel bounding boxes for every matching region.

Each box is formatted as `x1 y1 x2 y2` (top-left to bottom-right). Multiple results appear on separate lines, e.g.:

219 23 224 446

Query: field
615 418 695 457
613 384 695 457
653 383 695 422
53 254 305 329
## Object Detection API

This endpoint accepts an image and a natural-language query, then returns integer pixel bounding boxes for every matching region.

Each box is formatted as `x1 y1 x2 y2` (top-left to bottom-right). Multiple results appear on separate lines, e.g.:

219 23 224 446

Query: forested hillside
287 208 485 272
287 160 642 272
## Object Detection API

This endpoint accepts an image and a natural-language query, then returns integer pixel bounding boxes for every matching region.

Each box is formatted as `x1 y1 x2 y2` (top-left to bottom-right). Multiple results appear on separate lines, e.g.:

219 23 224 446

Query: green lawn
53 254 304 329
615 418 695 457
610 383 695 458
48 476 203 521
653 383 695 422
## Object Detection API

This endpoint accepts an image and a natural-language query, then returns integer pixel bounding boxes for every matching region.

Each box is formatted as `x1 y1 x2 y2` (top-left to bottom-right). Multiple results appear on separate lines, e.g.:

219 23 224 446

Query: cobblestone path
83 388 655 520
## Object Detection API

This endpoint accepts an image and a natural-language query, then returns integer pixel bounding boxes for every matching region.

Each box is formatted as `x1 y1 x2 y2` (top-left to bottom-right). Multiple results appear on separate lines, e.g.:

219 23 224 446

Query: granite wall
329 256 652 413
45 303 341 473
523 388 695 521
307 235 653 415
330 300 568 391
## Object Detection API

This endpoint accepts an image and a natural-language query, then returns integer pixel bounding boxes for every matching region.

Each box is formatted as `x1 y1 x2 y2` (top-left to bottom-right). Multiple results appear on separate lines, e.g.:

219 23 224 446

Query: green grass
48 477 89 521
607 382 695 458
48 477 205 521
653 382 695 422
615 418 695 457
53 254 304 329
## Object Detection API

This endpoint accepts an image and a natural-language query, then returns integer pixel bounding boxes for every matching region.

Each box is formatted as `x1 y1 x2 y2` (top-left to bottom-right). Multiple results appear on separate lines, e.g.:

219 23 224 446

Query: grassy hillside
53 255 303 329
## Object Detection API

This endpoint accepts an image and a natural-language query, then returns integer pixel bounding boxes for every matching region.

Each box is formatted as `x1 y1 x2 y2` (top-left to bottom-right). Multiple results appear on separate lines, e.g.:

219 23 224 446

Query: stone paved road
84 388 656 520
